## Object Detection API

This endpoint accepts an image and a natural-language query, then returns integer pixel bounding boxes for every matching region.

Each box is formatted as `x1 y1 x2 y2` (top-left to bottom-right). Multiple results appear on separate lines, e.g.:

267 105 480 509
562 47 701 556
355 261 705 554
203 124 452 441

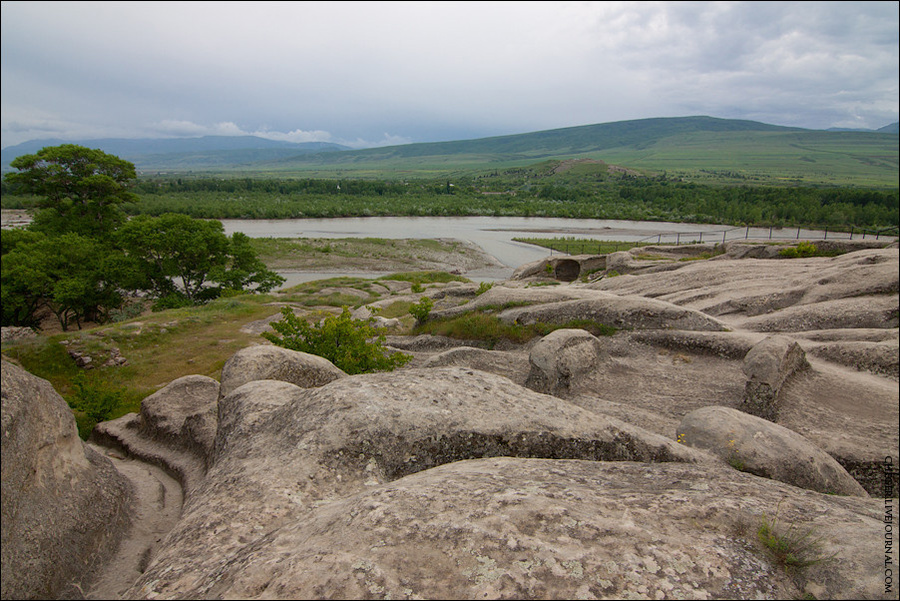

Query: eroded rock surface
1 360 133 600
677 406 868 496
4 242 897 600
219 344 347 398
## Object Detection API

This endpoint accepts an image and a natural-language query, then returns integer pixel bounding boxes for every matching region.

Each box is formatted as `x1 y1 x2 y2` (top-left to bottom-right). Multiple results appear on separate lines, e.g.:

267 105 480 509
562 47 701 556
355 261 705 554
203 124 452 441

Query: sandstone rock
218 344 346 398
128 457 886 600
422 347 530 385
741 335 809 421
740 295 899 332
605 250 633 273
126 368 710 598
0 326 36 343
1 360 133 600
499 294 728 332
676 406 868 496
139 374 220 464
526 328 608 395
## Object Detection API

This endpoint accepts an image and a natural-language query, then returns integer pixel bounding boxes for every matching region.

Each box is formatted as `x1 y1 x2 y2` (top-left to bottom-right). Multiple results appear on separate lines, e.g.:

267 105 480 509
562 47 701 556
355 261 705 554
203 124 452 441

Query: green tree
117 213 231 303
4 144 138 237
212 232 285 294
1 232 125 330
117 214 283 305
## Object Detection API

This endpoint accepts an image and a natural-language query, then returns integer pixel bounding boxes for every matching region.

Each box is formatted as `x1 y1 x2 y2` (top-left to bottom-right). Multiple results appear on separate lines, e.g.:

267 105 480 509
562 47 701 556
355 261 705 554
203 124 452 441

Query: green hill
4 117 897 186
254 116 898 187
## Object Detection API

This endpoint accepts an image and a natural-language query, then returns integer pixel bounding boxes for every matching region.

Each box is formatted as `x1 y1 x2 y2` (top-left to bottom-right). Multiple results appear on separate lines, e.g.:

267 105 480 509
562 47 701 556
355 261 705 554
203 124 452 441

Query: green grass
379 271 471 285
514 238 654 255
413 311 616 348
757 512 835 572
2 295 279 437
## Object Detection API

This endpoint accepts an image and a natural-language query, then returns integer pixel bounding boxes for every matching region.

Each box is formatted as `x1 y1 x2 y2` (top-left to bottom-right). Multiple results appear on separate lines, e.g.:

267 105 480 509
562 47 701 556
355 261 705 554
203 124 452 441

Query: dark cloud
2 1 897 148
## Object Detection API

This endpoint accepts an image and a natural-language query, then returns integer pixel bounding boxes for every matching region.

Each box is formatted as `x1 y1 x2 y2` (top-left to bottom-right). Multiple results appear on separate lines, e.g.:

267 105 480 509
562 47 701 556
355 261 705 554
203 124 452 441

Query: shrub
408 296 434 323
67 372 126 438
262 306 411 374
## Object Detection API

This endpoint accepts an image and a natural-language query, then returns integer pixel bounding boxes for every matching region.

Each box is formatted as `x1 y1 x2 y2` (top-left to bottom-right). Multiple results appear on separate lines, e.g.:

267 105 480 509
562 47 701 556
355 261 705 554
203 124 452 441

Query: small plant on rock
757 509 835 572
725 437 746 471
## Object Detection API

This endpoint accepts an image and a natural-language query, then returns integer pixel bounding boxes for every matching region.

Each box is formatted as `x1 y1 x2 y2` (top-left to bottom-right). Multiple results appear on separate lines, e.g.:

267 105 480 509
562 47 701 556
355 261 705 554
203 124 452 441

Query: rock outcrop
1 360 133 600
525 328 608 395
741 335 809 421
677 406 869 496
2 242 897 599
218 344 347 398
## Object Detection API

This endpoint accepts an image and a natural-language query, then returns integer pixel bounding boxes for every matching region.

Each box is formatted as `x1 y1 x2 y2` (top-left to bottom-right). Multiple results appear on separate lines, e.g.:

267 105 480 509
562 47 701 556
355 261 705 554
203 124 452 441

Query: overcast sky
2 1 898 149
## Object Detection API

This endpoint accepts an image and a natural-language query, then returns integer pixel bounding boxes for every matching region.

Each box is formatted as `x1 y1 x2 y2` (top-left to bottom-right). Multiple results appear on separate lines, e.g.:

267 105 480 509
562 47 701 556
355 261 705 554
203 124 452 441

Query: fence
545 225 898 255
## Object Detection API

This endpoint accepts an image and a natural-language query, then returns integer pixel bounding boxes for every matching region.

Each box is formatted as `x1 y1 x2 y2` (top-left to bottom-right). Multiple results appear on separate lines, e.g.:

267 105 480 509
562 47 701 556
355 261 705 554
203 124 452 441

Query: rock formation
1 241 897 599
1 360 133 600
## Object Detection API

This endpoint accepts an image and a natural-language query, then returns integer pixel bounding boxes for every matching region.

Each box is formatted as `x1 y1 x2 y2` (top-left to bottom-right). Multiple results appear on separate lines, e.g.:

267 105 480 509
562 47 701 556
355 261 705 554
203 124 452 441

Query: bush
262 306 411 374
408 297 434 323
67 373 125 438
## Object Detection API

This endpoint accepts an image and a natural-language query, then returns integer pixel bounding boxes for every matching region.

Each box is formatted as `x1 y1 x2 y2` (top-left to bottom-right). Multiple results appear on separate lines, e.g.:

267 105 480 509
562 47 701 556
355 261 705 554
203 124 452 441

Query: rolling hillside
1 136 350 172
256 116 898 187
3 117 897 186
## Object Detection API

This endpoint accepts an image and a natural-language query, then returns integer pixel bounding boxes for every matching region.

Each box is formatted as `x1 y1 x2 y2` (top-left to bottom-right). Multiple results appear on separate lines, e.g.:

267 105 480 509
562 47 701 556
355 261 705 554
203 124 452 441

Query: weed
756 508 836 572
475 281 493 295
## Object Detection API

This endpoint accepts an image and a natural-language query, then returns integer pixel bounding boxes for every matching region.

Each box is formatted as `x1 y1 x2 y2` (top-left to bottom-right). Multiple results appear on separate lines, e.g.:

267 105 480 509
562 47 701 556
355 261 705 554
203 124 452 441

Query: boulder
1 360 133 600
499 294 728 332
126 368 711 598
218 344 346 398
605 250 633 273
676 406 868 496
741 335 809 421
526 328 608 395
139 374 220 464
128 457 886 600
0 326 36 343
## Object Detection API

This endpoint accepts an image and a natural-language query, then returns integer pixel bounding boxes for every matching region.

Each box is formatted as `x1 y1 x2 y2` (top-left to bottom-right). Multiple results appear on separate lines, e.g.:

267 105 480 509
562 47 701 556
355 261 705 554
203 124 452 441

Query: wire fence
636 225 899 246
544 225 898 255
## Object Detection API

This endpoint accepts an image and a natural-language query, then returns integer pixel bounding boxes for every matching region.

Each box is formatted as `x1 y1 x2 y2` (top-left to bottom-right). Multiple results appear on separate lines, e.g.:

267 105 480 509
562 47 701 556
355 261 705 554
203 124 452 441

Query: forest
4 164 897 231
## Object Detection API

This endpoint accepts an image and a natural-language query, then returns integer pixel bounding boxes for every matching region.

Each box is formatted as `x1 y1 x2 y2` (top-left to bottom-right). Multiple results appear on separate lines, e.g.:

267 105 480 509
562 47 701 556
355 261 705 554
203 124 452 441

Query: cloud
1 1 897 149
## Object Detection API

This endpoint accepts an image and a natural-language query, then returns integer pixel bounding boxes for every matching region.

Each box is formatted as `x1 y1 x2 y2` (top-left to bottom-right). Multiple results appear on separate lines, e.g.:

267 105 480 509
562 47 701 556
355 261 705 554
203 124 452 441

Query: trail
84 444 184 600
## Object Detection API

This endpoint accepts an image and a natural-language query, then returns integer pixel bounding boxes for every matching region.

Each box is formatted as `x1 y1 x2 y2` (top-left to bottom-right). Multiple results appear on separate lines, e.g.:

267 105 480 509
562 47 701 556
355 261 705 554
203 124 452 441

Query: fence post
745 226 749 240
699 232 703 244
824 227 828 241
723 231 727 243
797 227 801 240
850 226 854 240
769 228 773 240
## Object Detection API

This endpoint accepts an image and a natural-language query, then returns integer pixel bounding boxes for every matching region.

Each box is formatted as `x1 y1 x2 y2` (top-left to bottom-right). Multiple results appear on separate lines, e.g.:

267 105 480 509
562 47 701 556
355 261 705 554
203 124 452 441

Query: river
1 210 872 284
217 215 853 283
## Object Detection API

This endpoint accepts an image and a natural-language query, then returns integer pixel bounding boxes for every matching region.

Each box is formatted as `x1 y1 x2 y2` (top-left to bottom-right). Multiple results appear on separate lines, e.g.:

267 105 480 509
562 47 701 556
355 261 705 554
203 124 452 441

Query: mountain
1 136 351 171
253 116 898 187
878 122 900 134
3 117 897 186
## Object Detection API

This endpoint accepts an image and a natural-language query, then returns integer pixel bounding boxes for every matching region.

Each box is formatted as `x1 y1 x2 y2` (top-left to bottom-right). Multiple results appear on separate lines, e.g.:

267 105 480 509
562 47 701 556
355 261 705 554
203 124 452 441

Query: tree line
7 169 894 230
2 145 283 330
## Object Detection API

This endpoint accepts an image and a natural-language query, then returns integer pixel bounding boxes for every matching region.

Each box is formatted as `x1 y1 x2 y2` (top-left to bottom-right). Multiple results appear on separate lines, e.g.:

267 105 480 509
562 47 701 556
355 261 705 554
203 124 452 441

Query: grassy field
1 269 471 438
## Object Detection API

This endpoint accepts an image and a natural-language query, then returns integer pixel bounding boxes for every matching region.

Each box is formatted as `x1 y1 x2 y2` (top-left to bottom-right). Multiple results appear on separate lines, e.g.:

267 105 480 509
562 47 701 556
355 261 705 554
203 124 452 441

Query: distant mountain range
2 117 898 185
1 136 351 171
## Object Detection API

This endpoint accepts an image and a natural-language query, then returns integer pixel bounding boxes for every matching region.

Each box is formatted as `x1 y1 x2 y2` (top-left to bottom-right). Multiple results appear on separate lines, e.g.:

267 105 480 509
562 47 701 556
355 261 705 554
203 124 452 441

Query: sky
1 1 898 150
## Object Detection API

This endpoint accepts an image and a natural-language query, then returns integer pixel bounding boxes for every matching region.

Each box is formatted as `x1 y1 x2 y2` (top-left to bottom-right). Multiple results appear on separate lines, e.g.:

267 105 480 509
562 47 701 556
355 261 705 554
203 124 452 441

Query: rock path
84 445 183 600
